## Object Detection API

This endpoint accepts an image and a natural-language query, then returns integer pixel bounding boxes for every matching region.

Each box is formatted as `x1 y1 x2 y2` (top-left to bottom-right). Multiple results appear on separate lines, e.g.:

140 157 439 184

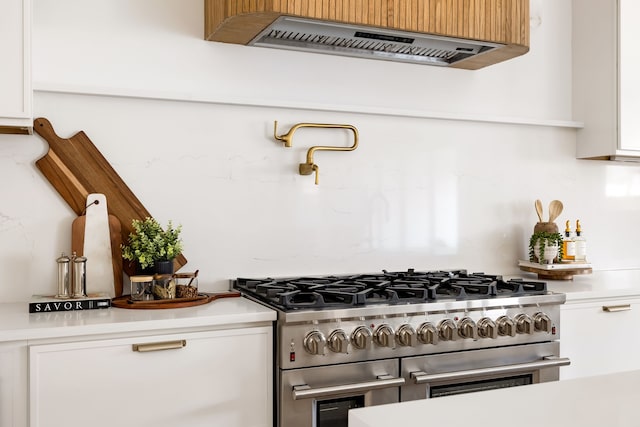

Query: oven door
401 342 570 401
280 359 403 427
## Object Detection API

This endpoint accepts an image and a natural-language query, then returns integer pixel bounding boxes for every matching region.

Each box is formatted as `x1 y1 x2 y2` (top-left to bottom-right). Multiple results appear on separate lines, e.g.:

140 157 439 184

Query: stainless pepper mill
55 253 71 299
71 253 88 298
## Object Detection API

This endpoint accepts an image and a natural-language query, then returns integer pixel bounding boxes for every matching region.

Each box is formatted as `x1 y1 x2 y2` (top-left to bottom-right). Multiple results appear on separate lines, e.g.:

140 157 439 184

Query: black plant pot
154 260 174 275
134 263 155 276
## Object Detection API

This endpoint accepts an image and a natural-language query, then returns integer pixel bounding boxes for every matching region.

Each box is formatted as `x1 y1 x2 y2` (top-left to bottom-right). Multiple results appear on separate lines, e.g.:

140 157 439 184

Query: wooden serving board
519 264 593 280
111 292 241 310
33 117 187 276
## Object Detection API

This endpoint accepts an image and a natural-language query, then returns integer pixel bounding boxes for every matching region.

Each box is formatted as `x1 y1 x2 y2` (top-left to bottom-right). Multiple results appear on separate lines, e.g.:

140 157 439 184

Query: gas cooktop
233 269 548 312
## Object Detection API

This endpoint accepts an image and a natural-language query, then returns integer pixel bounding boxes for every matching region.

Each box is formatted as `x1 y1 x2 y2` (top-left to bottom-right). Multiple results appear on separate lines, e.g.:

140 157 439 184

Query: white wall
0 0 638 302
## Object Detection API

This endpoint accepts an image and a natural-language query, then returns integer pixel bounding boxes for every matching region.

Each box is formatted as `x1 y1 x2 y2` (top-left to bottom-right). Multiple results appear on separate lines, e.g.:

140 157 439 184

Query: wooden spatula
548 200 563 223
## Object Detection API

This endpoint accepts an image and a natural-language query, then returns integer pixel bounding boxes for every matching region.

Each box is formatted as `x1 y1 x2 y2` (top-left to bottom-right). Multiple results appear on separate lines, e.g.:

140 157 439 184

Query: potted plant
529 231 564 264
121 217 183 274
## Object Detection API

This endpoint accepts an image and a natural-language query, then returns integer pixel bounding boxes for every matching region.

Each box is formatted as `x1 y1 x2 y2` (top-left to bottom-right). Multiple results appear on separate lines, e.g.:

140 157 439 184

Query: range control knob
373 324 396 349
417 322 439 345
496 316 516 337
457 317 477 339
477 317 498 339
303 331 327 355
515 314 534 335
327 329 350 353
438 319 458 341
351 326 373 350
396 324 416 347
534 312 552 333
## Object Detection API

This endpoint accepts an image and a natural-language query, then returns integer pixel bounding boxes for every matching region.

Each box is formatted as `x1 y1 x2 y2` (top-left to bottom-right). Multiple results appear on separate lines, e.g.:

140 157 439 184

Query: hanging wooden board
33 117 188 276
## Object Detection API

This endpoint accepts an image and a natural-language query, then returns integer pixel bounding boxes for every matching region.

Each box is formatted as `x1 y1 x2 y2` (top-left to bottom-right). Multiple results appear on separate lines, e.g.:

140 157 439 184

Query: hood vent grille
251 17 502 66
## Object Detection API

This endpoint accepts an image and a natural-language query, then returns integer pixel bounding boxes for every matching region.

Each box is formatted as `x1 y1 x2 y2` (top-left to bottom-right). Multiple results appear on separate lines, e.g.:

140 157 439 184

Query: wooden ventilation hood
204 1 530 70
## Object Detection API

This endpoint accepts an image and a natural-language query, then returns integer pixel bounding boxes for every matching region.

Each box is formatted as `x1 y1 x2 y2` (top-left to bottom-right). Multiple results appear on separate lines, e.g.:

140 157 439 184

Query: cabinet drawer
29 327 272 427
561 298 640 379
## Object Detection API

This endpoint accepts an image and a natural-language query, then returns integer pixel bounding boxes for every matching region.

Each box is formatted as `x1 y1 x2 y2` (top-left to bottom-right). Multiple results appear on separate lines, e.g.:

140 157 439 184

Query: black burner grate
234 269 547 311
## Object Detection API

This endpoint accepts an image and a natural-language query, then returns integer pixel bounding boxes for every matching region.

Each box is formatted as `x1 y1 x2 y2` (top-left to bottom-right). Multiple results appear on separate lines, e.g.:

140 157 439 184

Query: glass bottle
562 220 576 261
574 220 587 261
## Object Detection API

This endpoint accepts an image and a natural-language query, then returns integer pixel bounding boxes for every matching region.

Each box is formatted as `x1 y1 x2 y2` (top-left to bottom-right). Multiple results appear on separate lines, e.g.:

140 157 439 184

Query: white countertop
349 369 640 427
517 268 640 302
2 269 639 342
0 296 276 342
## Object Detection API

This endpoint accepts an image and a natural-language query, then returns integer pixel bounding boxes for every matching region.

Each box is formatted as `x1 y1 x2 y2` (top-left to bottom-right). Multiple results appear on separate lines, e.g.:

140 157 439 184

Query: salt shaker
55 253 71 299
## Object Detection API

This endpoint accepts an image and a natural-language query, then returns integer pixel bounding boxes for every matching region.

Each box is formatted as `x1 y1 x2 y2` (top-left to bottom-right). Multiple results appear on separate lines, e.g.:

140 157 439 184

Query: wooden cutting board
34 117 187 276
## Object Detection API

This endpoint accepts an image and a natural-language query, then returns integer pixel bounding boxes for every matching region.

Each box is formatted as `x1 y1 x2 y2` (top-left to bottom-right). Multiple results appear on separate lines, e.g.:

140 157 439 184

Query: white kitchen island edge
349 369 640 427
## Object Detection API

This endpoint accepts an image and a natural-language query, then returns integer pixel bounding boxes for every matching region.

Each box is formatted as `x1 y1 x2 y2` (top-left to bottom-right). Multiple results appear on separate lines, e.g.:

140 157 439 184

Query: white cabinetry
560 297 640 379
0 341 27 427
573 0 640 160
0 0 32 134
29 327 273 427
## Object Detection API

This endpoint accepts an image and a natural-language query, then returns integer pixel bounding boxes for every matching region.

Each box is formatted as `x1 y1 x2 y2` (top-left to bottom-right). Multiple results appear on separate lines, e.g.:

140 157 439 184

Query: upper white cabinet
0 0 32 134
573 0 640 160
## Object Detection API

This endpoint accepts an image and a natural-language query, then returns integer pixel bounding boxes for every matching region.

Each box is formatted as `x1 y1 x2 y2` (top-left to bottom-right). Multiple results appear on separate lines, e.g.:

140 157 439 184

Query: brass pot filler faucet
273 121 359 185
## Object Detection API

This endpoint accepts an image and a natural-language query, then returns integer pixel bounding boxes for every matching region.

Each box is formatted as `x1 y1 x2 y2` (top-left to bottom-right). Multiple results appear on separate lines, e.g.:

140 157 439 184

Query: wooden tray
519 263 592 280
111 291 241 309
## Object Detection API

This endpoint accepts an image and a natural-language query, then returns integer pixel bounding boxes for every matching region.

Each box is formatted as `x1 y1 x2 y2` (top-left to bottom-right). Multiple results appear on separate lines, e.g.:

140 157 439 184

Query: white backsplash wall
0 0 638 302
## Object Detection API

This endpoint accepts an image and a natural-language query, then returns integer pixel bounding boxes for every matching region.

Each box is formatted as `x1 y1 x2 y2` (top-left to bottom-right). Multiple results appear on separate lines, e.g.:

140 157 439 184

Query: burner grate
234 269 548 311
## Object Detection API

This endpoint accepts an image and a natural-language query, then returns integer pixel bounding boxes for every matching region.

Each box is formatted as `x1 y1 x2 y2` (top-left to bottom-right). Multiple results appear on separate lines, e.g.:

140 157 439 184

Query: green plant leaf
121 217 183 269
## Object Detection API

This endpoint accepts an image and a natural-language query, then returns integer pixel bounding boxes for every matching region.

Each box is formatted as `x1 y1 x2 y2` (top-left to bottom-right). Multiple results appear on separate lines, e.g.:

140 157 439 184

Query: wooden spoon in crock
548 200 563 223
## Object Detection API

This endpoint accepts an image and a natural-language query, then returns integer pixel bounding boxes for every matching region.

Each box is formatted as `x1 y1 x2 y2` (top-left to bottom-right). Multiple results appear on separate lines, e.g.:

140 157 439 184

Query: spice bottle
562 220 576 261
175 271 199 298
130 275 154 301
152 274 176 299
574 220 587 261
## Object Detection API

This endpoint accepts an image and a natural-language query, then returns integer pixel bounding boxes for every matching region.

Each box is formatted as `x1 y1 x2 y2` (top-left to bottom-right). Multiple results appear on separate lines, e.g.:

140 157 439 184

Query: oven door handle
292 375 405 400
410 356 571 384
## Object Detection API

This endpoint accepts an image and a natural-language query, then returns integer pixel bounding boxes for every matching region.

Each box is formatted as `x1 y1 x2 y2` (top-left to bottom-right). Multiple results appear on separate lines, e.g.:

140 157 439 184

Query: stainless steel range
233 269 570 427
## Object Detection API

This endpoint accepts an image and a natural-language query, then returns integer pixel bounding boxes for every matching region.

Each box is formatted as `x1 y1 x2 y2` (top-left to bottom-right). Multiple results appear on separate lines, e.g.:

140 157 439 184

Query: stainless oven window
316 396 365 427
429 374 532 398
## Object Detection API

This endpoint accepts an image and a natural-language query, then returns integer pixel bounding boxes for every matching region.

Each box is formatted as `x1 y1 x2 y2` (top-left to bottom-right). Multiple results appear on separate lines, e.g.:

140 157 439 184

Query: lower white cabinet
0 341 28 427
560 297 640 379
29 326 273 427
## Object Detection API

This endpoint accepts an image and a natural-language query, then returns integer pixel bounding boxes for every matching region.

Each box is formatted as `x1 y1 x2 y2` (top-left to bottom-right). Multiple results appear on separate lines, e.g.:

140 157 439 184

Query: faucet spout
274 121 305 148
273 121 359 185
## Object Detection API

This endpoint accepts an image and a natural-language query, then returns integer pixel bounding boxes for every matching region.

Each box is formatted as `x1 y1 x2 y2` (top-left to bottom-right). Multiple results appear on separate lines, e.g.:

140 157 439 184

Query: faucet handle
299 163 319 185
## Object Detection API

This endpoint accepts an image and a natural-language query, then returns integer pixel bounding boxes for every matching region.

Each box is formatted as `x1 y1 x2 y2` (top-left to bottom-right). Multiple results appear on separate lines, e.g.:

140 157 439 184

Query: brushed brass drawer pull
602 304 631 312
132 340 186 352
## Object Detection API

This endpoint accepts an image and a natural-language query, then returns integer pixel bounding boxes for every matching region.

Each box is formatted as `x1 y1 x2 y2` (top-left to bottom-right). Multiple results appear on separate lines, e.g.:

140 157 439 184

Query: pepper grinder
71 253 88 298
